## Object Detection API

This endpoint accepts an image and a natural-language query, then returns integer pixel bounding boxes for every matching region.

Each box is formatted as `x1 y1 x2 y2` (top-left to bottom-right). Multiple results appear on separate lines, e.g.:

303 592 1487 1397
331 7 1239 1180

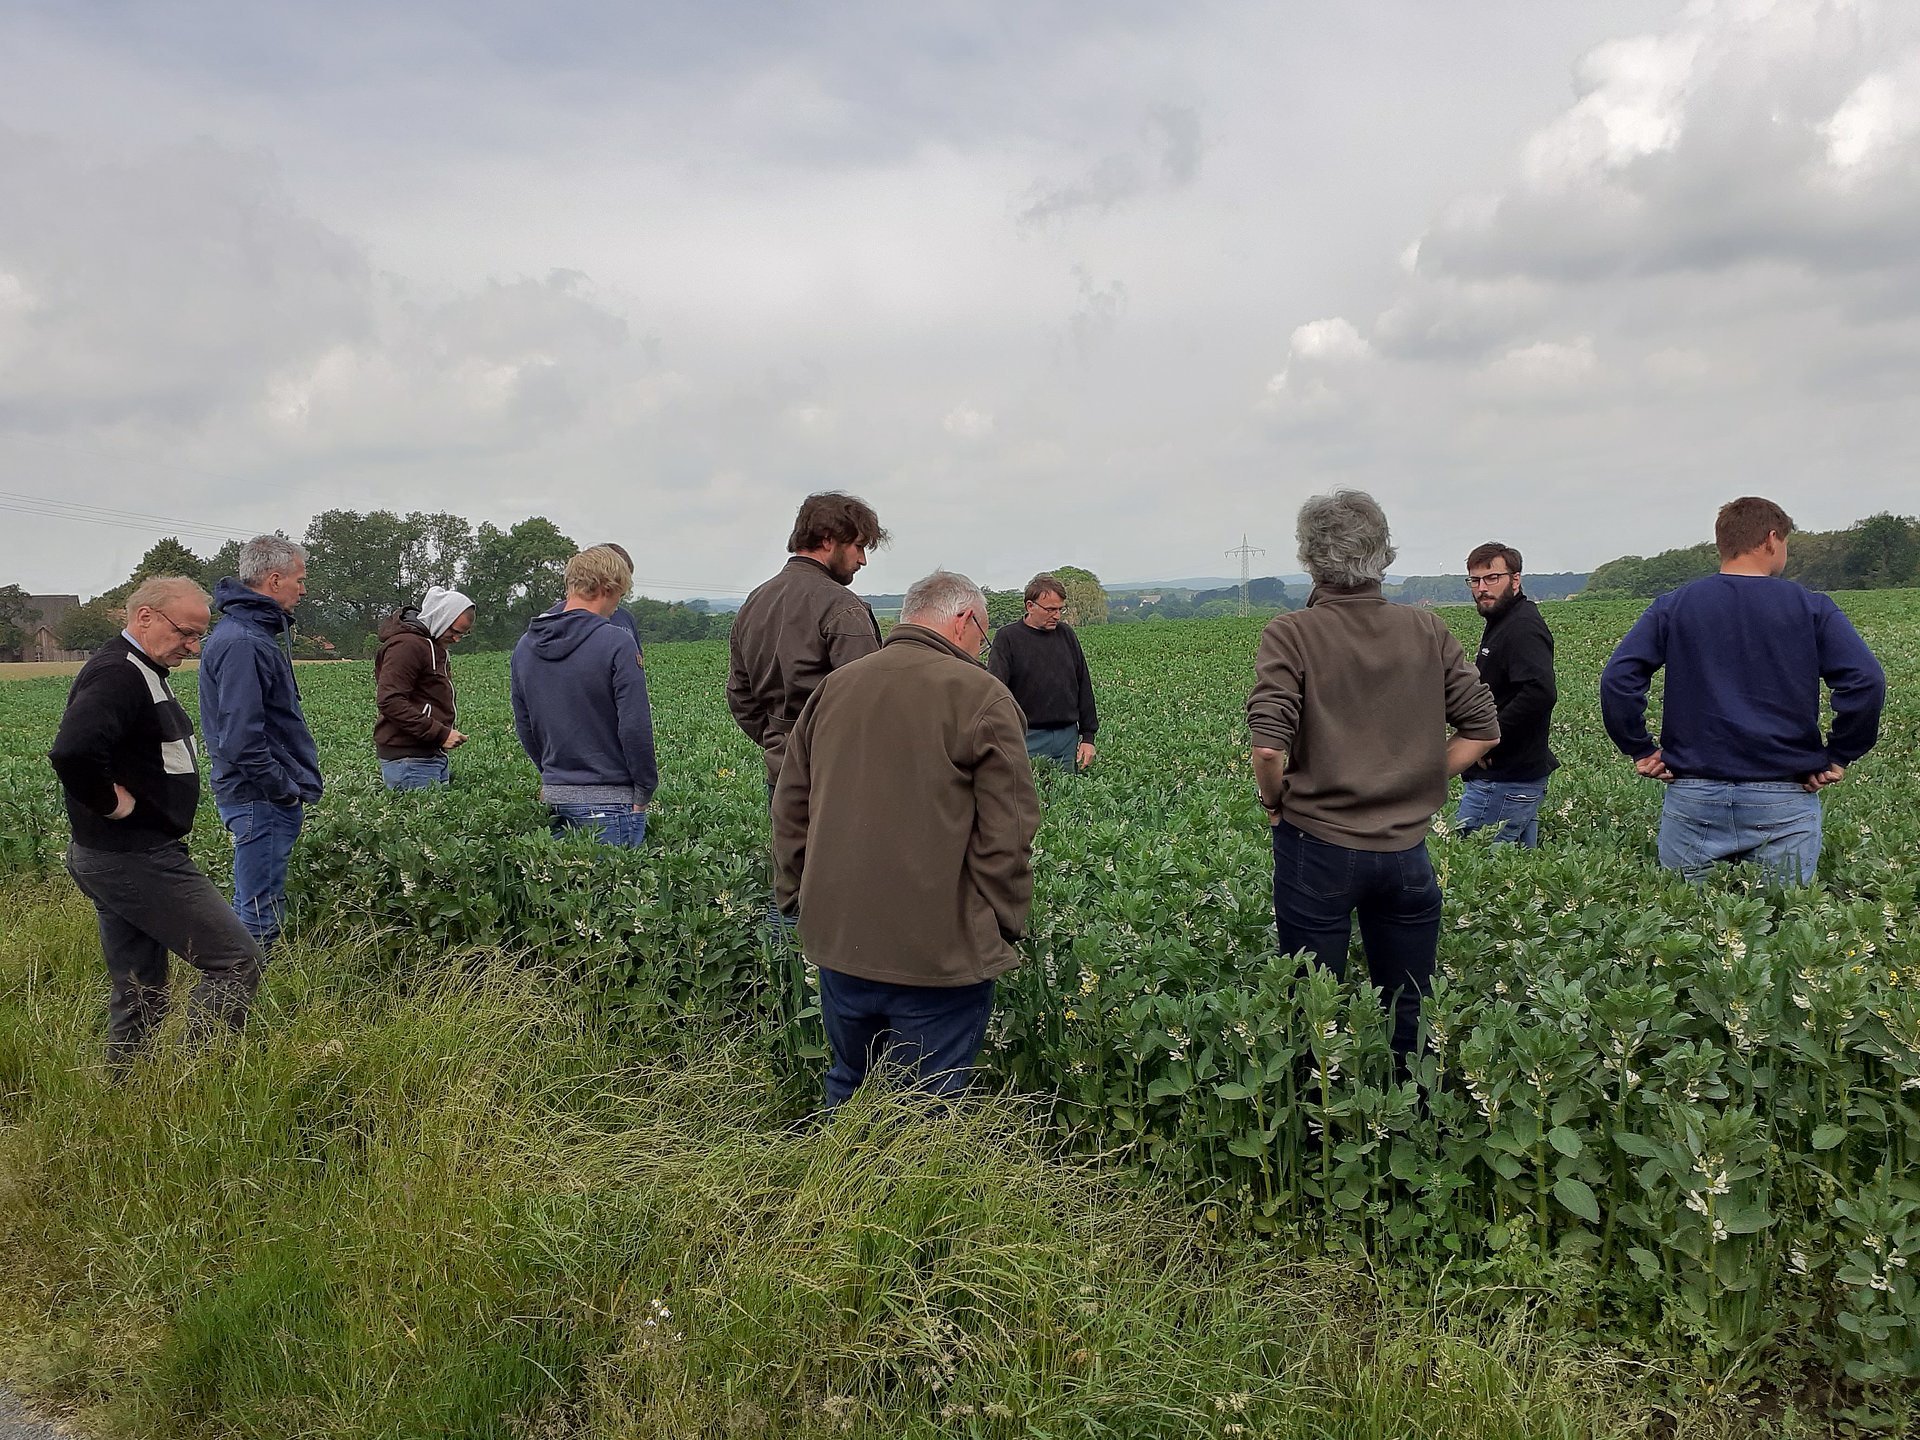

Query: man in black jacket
987 574 1099 772
1457 543 1558 847
47 576 262 1072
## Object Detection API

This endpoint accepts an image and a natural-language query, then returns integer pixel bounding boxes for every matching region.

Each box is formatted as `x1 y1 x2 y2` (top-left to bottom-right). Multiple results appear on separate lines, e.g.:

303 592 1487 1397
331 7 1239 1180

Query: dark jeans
66 841 263 1073
1025 725 1079 772
216 798 304 954
1271 822 1442 1062
818 967 997 1108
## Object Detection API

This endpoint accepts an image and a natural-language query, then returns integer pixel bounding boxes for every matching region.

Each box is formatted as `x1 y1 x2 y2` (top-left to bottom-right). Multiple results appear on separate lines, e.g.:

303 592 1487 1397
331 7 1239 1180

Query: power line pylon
1226 534 1265 616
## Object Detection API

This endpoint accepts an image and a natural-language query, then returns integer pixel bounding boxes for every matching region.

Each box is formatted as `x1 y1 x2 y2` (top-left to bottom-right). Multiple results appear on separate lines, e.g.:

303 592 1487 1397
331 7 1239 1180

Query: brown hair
1466 543 1522 575
1024 574 1068 606
565 545 633 600
1715 497 1794 560
787 492 889 553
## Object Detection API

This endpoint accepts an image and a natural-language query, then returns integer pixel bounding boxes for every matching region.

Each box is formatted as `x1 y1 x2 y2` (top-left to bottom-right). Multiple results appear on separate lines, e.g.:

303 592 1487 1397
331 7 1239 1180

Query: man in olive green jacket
773 570 1040 1107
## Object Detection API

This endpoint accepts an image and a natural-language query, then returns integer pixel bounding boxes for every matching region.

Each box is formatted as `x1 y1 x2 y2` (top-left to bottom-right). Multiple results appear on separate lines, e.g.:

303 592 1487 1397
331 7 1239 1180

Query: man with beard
1456 543 1558 848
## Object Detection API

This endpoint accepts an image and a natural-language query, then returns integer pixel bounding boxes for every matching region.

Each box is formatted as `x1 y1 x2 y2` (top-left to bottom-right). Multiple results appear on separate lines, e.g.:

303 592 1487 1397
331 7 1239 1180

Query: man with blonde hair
775 569 1039 1107
49 576 262 1071
510 546 657 845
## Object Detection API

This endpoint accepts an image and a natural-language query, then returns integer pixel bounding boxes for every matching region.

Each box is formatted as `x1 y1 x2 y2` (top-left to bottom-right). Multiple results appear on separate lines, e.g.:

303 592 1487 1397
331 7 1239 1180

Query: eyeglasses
966 610 988 648
1032 602 1066 615
154 611 208 645
1465 572 1513 589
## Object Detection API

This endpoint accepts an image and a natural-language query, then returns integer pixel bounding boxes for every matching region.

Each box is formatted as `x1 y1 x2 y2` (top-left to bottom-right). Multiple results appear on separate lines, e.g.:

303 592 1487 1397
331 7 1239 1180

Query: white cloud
1480 336 1597 392
943 404 994 439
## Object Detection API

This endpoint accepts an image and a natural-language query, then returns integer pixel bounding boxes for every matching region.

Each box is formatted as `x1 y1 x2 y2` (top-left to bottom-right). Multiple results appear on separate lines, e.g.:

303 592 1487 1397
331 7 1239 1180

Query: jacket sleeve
1246 619 1302 753
823 601 882 670
611 644 658 803
968 695 1041 943
1440 628 1500 740
1495 617 1556 738
770 699 813 915
1816 600 1887 766
375 638 449 747
1072 630 1099 739
509 652 542 768
726 634 770 746
1599 603 1666 759
47 664 128 816
202 641 297 802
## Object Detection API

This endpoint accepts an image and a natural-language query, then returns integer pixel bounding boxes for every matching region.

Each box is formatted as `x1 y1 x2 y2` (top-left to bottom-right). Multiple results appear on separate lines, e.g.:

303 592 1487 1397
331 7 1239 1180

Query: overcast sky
5 0 1919 601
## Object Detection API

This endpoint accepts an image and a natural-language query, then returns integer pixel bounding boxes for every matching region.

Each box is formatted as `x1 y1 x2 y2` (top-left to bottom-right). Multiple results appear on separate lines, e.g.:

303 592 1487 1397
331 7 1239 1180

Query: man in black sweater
1456 543 1558 847
47 576 262 1072
987 574 1099 772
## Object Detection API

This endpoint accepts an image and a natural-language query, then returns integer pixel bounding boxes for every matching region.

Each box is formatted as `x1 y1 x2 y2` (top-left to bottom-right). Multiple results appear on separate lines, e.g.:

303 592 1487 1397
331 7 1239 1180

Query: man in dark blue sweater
48 576 262 1072
1600 497 1886 885
510 546 657 846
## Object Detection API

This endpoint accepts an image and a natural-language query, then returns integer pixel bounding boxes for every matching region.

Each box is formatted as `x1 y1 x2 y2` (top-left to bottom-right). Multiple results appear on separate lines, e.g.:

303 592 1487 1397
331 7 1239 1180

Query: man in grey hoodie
509 547 657 846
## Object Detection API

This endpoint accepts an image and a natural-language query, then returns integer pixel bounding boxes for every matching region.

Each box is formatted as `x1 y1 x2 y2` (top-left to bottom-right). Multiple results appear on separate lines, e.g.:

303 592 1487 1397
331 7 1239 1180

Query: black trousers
66 841 264 1072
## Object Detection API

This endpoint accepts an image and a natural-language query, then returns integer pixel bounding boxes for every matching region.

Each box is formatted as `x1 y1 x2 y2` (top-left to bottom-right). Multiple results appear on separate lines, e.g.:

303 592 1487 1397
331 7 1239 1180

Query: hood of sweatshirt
524 605 612 661
378 608 430 644
213 577 294 634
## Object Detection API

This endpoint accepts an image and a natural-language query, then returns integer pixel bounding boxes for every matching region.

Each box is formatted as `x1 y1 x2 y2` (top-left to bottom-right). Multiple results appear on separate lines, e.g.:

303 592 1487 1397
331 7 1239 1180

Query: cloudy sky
4 0 1919 601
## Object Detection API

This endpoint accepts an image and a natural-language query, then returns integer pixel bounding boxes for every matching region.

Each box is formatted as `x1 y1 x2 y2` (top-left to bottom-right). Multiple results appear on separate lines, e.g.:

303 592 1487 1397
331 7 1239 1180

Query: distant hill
1582 512 1917 599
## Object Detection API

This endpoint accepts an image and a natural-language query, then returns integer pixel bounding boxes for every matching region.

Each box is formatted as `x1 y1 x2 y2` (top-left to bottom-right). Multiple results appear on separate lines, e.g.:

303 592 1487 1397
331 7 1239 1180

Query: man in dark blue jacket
510 546 657 846
199 535 323 956
1601 497 1886 885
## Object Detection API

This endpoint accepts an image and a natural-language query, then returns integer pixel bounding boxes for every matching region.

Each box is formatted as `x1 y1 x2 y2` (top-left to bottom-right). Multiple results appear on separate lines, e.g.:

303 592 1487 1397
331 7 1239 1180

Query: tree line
42 512 731 658
1581 512 1920 599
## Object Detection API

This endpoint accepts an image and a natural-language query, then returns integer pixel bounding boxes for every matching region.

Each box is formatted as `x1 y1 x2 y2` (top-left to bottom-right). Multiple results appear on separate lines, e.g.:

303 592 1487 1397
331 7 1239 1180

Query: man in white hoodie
373 585 475 789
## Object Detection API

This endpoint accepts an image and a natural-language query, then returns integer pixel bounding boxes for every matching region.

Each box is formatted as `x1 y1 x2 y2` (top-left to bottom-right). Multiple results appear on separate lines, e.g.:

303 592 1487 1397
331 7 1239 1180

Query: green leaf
1613 1131 1662 1159
1553 1176 1602 1225
1547 1125 1582 1159
1214 1082 1255 1101
1810 1124 1848 1151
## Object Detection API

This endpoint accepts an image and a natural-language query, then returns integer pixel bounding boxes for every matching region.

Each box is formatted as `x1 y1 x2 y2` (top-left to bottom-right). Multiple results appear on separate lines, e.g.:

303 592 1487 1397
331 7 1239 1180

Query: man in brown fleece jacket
1247 490 1498 1065
774 570 1040 1108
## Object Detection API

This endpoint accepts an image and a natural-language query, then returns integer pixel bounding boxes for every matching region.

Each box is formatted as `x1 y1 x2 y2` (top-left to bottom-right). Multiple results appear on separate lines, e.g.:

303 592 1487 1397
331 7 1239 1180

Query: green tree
58 599 121 652
0 585 41 658
301 510 421 657
462 517 578 651
203 539 245 591
985 588 1025 630
100 537 210 608
1841 514 1919 590
1051 566 1107 626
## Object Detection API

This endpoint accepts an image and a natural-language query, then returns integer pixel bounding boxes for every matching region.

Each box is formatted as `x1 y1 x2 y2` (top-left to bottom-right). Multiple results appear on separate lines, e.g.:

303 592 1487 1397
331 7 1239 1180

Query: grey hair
125 575 209 614
237 535 308 586
1296 489 1396 589
900 569 987 626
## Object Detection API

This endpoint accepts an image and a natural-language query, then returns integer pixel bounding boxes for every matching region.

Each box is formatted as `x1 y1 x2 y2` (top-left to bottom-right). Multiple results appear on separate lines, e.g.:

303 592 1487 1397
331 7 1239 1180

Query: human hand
443 728 467 750
1804 763 1845 792
1634 750 1675 783
1076 741 1096 770
108 784 136 819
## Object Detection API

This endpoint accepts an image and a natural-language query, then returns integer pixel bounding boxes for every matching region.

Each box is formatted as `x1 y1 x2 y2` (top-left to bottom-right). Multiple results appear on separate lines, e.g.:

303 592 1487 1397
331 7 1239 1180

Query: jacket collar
884 622 983 665
1306 581 1384 607
785 555 843 584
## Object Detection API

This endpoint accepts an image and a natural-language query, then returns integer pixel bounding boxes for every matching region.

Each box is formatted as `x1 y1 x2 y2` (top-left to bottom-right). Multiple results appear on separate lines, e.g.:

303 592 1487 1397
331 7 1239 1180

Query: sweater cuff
1247 728 1291 751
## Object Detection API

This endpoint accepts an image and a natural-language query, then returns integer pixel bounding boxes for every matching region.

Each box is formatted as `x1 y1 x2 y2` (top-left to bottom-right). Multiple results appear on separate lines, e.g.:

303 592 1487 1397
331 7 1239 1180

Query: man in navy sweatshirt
1600 497 1886 885
510 546 657 846
49 576 262 1071
199 535 323 956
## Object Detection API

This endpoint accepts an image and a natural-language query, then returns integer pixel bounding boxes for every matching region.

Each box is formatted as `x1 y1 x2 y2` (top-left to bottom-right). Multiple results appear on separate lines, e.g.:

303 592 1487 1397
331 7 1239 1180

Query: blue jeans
1271 821 1442 1063
1658 779 1822 886
1457 776 1548 848
380 754 451 790
818 968 997 1108
216 798 305 955
549 803 647 847
1025 726 1079 772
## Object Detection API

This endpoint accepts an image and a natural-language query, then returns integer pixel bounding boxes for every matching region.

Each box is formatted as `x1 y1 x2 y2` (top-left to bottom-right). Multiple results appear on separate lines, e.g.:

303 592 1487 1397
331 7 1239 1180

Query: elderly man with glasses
987 573 1100 773
48 576 263 1073
774 570 1040 1108
1455 543 1559 848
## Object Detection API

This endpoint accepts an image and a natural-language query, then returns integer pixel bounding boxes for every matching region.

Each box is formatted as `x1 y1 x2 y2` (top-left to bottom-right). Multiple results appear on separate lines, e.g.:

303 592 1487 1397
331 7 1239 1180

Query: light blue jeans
380 754 451 790
1457 776 1549 848
549 803 647 848
1657 779 1821 886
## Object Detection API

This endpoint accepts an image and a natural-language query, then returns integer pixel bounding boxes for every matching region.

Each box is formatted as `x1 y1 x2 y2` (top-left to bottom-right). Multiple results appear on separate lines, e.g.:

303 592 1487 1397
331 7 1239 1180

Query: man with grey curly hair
1247 490 1500 1068
774 569 1039 1108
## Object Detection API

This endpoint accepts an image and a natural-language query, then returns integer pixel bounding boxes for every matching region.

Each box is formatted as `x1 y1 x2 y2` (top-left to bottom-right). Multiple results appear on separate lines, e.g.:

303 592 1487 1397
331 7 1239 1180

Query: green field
1 595 1917 1436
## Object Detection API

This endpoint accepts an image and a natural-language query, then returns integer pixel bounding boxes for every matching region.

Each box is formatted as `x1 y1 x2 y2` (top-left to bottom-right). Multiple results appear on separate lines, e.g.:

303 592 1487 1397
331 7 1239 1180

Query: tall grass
0 886 1818 1438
